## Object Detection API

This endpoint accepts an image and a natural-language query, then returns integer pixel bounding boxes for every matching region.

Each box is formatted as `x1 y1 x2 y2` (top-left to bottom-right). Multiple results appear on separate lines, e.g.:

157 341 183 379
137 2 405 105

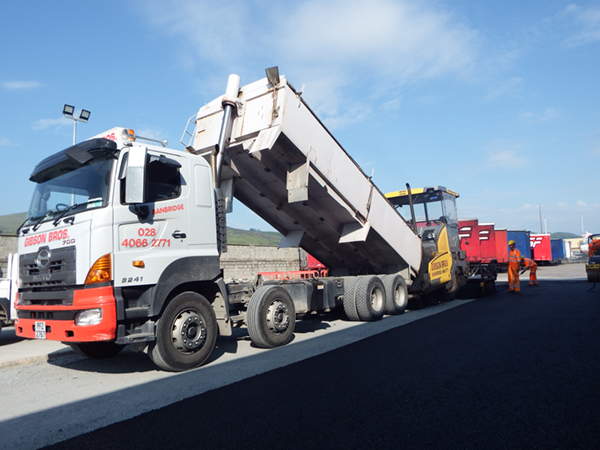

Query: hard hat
521 256 524 261
508 240 515 246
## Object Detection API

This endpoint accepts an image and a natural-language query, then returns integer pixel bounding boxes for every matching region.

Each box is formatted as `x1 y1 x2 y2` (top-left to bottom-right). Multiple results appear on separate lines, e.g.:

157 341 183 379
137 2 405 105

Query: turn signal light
85 254 112 284
122 128 135 141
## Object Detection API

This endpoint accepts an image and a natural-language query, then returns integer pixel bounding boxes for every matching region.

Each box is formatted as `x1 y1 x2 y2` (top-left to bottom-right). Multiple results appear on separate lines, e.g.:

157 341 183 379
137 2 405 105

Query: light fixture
265 66 280 87
63 104 75 118
79 109 91 122
63 104 91 144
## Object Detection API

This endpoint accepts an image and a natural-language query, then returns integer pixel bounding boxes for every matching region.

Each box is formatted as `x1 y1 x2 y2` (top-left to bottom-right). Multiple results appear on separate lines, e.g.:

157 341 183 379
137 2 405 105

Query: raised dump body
187 74 422 277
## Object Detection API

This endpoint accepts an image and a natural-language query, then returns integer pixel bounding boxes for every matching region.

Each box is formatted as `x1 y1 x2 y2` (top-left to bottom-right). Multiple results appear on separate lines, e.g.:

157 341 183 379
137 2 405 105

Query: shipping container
507 230 532 259
550 239 566 261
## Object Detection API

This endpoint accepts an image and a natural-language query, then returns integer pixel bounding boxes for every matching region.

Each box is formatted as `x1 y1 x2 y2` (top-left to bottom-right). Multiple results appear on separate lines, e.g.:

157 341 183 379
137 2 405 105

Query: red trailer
459 218 498 285
530 234 552 263
459 218 480 262
478 223 497 263
494 229 508 264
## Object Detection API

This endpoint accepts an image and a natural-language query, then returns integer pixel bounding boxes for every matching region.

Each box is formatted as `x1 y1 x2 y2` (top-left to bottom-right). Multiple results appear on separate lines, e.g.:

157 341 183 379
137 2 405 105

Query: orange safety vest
590 240 600 257
508 248 522 265
522 257 536 269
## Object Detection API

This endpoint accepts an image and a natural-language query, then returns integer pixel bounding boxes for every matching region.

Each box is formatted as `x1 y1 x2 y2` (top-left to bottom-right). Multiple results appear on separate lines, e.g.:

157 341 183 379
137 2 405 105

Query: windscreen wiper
52 198 102 226
32 212 54 232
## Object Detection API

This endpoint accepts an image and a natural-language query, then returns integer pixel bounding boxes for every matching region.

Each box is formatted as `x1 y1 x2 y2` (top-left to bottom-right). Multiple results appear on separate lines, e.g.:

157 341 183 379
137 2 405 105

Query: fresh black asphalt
45 280 600 449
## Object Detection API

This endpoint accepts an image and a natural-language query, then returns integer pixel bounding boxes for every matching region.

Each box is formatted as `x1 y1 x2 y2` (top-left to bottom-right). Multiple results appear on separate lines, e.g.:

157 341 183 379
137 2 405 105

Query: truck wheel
355 276 386 321
247 286 296 348
343 278 360 321
69 342 125 358
149 291 217 372
382 274 408 315
588 273 600 283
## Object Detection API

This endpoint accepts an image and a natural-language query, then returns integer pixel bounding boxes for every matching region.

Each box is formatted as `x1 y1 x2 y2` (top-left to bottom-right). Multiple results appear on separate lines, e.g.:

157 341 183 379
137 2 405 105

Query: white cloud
552 4 600 46
137 0 480 126
0 138 10 146
2 81 43 90
486 149 528 169
135 128 167 142
32 117 70 131
484 77 523 101
519 108 560 123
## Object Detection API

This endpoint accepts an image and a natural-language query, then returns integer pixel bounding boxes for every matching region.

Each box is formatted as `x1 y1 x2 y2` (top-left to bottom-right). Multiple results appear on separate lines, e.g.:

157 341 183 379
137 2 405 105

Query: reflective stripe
508 249 521 263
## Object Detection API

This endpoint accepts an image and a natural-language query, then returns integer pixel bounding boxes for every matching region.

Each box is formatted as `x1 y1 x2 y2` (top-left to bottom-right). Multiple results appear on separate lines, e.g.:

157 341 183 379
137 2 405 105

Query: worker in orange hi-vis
507 240 522 293
589 238 600 258
521 256 538 286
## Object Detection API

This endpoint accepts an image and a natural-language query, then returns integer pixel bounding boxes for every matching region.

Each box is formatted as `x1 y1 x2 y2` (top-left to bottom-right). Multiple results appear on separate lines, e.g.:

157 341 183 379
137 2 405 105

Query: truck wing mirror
124 146 147 204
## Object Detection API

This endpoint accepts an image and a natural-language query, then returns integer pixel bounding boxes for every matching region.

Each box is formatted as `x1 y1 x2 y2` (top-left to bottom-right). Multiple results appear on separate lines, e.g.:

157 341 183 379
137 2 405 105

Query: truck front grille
19 246 77 306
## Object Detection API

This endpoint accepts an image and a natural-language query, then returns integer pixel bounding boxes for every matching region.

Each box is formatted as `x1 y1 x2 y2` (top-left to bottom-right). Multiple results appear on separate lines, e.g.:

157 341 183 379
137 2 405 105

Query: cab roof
385 186 459 207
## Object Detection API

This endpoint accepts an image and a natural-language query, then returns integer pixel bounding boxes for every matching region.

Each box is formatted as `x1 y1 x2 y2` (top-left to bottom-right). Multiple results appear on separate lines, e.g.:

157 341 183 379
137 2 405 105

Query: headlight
75 308 102 326
422 231 436 241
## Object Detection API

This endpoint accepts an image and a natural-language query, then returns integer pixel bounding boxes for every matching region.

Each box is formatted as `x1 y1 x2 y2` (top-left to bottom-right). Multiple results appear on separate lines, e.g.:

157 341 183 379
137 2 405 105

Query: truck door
113 149 189 289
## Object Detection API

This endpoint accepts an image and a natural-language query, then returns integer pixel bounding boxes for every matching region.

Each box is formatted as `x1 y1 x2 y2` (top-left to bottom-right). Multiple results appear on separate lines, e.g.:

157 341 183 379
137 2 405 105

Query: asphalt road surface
48 277 600 449
2 266 598 449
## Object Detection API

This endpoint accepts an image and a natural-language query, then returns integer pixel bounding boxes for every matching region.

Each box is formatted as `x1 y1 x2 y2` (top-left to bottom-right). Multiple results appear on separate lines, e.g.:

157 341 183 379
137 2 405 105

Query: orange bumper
15 286 117 342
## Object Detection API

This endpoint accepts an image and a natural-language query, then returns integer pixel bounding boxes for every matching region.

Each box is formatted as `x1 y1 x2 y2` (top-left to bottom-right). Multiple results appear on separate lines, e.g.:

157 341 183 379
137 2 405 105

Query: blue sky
1 0 599 235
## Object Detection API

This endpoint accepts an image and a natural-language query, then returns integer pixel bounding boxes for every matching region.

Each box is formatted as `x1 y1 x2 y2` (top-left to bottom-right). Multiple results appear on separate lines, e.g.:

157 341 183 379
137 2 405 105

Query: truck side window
146 158 181 202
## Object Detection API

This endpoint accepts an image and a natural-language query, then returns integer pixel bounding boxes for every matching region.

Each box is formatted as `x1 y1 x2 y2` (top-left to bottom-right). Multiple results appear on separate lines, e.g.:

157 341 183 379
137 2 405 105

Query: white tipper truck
14 67 467 371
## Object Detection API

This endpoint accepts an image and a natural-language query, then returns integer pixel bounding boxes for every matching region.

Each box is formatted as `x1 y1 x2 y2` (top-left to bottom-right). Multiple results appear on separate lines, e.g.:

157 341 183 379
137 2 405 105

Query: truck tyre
149 291 217 372
588 273 600 283
342 278 360 321
69 342 125 358
247 286 296 348
382 274 408 315
355 276 386 321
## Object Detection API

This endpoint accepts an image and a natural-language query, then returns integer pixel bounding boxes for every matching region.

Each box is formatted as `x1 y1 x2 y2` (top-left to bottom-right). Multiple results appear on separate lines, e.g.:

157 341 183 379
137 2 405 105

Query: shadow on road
0 326 25 346
44 310 347 374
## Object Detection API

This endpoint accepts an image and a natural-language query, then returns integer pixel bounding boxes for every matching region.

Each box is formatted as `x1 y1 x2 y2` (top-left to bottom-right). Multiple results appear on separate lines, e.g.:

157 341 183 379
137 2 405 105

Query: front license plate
35 321 47 339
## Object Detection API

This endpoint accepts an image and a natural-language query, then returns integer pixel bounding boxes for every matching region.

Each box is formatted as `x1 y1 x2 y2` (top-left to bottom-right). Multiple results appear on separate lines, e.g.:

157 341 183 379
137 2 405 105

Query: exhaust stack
212 74 241 189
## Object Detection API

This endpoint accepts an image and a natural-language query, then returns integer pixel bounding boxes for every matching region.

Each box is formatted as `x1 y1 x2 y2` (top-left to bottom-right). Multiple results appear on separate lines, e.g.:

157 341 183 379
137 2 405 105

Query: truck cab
15 129 228 368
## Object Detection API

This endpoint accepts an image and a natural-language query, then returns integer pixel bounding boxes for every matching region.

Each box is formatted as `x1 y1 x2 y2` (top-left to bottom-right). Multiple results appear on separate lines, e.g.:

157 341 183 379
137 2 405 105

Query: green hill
227 227 282 245
550 232 580 239
0 212 26 234
0 212 281 245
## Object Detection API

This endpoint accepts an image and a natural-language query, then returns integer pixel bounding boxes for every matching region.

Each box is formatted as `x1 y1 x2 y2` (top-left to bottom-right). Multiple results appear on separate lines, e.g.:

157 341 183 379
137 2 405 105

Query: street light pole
63 104 91 145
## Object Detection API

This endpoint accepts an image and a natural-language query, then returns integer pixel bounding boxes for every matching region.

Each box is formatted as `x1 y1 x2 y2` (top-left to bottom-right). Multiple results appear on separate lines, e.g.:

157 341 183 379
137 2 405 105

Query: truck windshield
24 151 115 227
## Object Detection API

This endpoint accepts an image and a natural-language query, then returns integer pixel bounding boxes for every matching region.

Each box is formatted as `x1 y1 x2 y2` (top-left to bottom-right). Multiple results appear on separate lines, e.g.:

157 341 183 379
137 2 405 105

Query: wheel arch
146 256 231 336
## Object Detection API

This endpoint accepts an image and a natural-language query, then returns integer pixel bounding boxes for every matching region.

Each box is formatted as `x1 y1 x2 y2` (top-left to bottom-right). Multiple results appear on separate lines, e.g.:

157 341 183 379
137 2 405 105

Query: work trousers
508 263 520 292
529 266 538 286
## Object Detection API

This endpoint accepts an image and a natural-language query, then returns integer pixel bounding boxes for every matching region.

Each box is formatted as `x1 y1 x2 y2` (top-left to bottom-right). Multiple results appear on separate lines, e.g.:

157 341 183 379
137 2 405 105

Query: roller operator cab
385 186 469 303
